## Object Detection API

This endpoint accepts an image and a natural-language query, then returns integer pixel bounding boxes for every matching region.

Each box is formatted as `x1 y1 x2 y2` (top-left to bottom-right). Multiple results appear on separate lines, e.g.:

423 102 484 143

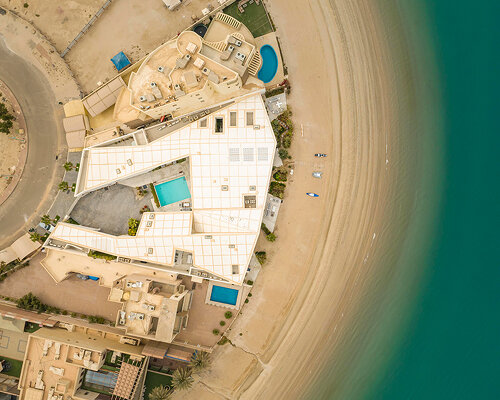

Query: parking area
70 184 153 235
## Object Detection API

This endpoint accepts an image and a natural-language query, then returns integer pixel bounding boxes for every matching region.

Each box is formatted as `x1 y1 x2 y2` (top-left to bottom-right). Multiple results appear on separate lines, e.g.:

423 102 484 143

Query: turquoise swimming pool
154 177 191 207
210 285 239 306
258 45 278 83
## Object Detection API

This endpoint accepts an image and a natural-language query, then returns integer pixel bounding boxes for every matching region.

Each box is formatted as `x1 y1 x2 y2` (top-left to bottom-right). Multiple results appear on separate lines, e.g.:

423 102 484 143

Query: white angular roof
50 93 276 284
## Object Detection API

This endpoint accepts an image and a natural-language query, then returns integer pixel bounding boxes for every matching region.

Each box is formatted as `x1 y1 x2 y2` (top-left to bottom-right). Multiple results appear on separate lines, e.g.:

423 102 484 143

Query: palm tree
58 181 69 191
189 351 211 372
63 162 74 171
29 232 42 242
40 215 52 225
171 368 193 391
148 385 171 400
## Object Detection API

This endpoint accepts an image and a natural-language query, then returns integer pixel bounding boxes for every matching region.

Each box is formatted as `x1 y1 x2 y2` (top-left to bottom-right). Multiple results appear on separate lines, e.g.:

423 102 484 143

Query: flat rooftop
48 92 275 285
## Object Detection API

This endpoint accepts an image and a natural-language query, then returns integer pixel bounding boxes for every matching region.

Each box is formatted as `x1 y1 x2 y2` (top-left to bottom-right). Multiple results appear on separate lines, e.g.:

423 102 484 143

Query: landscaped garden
223 1 274 38
0 357 23 377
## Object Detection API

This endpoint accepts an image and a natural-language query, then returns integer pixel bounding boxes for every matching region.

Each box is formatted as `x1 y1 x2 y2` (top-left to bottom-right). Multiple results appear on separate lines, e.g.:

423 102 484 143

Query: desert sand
171 0 405 398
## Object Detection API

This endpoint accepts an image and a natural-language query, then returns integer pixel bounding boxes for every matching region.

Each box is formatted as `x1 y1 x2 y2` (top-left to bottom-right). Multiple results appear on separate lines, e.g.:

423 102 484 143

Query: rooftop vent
229 244 235 249
158 66 165 73
221 185 229 191
147 248 154 254
249 185 256 191
150 82 157 87
126 159 133 166
116 168 121 174
139 96 147 102
146 221 153 227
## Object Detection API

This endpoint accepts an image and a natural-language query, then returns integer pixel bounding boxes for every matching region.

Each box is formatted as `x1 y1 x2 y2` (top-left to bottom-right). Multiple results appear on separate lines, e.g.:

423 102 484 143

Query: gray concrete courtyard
70 184 153 235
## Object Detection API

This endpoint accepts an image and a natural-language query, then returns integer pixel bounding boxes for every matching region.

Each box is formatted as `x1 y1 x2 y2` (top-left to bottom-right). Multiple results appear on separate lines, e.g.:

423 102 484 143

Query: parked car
314 153 327 157
38 222 55 233
306 192 319 197
76 274 89 280
312 172 323 178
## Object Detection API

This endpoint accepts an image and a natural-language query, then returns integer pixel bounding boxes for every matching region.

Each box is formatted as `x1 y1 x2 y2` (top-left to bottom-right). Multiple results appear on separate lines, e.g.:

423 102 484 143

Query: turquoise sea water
369 2 500 398
310 1 499 399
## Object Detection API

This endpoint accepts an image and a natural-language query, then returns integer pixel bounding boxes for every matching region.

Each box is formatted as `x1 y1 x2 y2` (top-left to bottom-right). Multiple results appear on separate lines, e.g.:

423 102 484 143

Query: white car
312 172 323 178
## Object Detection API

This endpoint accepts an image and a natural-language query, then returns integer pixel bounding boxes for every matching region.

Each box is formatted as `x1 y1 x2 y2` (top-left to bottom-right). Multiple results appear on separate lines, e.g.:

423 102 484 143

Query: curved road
0 37 65 249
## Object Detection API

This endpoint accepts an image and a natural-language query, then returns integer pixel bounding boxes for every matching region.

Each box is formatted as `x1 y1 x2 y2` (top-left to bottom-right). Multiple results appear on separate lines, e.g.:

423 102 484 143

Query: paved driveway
0 37 65 249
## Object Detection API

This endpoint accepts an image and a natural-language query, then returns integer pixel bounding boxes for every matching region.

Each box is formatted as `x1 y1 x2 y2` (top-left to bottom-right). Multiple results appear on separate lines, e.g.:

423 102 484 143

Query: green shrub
255 251 267 265
88 250 116 261
269 181 286 199
245 299 249 303
212 329 220 335
128 218 139 236
264 87 285 98
150 183 160 207
278 148 290 160
224 311 233 319
248 293 252 297
261 223 271 235
266 233 276 242
218 336 229 345
219 320 226 326
246 280 254 286
16 293 46 313
282 135 292 148
273 170 287 182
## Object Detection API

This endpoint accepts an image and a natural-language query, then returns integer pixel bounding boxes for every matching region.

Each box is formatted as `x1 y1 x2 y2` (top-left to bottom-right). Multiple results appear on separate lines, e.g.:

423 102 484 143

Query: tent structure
111 51 131 71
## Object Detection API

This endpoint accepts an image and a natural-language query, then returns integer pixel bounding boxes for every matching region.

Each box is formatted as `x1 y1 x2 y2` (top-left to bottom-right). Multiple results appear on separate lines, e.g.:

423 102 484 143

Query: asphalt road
0 37 66 249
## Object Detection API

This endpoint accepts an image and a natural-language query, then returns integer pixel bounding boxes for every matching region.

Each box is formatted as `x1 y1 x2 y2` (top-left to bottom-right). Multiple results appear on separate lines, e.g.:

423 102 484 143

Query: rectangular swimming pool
210 285 239 306
154 177 191 207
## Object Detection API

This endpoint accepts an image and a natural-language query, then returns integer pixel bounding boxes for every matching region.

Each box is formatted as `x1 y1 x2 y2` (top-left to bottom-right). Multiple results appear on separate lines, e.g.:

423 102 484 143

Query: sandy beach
170 0 409 398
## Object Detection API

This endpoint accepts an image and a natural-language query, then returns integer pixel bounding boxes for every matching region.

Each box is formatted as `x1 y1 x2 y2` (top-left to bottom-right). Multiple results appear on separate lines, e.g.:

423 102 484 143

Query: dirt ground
0 97 21 194
64 0 222 93
0 0 104 51
0 252 121 321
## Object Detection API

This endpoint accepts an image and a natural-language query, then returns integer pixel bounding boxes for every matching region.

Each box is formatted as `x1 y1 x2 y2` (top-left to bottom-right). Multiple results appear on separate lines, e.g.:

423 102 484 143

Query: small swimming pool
154 177 191 207
193 23 207 37
210 285 239 306
258 45 278 83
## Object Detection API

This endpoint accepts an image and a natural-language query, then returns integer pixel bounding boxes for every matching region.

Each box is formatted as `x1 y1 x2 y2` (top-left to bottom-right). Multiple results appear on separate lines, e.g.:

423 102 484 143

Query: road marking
301 124 304 137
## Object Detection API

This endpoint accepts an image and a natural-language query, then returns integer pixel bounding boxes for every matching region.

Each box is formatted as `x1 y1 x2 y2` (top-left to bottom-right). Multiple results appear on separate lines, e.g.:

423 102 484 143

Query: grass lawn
0 357 23 377
223 1 274 38
24 322 41 333
143 371 172 399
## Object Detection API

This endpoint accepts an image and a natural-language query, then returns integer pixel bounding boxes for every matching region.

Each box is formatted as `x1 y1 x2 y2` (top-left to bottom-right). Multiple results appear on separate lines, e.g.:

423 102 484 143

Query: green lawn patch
223 2 273 38
144 371 173 398
0 357 23 377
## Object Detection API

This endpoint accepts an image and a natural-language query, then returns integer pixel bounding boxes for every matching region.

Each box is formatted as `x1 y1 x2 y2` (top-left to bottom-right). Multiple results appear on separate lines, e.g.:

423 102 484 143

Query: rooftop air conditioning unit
228 45 235 51
185 54 191 60
137 313 145 320
150 82 157 87
139 96 147 102
158 66 165 73
202 67 210 76
148 305 155 311
174 84 181 90
119 319 126 325
235 40 242 47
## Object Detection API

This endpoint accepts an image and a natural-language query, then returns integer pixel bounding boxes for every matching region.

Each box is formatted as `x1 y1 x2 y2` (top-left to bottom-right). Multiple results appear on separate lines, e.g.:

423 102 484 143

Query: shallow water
309 1 499 399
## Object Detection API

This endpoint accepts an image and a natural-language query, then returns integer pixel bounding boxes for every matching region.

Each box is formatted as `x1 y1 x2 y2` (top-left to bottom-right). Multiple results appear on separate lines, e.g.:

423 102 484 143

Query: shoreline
170 0 423 398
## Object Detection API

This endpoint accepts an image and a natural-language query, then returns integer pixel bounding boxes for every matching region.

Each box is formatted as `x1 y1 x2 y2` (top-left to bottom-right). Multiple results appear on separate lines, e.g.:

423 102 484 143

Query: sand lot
0 96 21 195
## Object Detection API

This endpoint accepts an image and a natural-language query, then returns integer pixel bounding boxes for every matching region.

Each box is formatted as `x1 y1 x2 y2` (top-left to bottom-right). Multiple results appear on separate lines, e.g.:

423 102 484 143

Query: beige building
80 13 264 129
18 325 147 400
108 274 192 343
